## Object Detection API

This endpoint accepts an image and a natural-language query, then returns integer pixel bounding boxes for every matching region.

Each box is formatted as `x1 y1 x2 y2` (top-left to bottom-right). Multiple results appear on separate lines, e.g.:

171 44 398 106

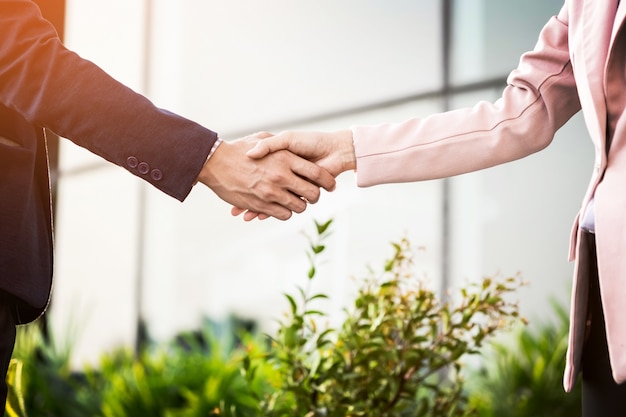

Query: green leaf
315 219 333 235
283 326 298 348
308 293 329 302
304 310 326 316
284 293 298 315
311 245 326 254
316 329 335 347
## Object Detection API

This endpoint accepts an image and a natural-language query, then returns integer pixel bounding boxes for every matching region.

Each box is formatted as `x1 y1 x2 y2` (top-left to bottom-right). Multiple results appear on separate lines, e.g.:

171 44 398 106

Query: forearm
0 0 216 201
352 13 580 187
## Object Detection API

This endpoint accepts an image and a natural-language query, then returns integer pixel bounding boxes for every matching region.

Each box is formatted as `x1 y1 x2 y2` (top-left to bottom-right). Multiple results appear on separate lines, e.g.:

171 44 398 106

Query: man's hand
197 133 336 221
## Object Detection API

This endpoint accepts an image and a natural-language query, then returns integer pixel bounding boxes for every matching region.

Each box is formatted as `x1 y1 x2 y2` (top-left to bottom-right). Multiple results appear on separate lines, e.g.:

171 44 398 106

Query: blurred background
39 0 591 368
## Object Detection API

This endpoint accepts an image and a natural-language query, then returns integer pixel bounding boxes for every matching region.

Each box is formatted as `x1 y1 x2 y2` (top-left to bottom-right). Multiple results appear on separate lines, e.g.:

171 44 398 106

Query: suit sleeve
351 5 580 187
0 0 217 201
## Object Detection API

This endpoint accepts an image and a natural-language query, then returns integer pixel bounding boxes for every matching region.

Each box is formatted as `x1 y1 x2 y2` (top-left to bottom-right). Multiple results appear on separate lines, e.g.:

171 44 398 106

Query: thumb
251 131 273 139
246 135 289 159
246 140 271 159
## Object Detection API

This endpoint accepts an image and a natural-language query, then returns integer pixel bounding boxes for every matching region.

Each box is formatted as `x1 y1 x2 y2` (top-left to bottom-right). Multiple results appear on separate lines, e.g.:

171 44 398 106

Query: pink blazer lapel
573 0 619 159
609 1 626 51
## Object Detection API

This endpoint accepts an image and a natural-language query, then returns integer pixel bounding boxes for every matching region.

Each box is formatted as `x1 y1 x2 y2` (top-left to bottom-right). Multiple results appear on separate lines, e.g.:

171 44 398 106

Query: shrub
82 328 265 417
7 219 531 417
465 298 582 417
244 220 524 416
7 318 271 417
7 320 95 417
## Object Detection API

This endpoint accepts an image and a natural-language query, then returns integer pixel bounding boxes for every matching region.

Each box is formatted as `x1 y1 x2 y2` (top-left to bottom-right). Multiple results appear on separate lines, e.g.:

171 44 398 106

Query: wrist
196 137 224 187
207 137 223 160
336 129 356 172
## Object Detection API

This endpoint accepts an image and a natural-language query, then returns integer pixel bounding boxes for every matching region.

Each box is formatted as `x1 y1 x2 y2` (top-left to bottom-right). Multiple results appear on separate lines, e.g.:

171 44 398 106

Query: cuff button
126 156 139 169
150 169 163 181
138 162 150 175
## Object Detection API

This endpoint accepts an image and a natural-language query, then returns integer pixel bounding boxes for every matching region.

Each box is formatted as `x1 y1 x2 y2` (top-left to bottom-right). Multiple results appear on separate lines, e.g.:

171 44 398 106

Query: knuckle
277 209 292 220
299 185 320 204
292 203 306 214
263 187 280 201
307 164 323 180
308 188 321 203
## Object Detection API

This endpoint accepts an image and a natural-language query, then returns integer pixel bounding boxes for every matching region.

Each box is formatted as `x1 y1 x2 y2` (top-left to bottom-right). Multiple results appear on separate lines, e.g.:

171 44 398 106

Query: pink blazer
351 0 626 391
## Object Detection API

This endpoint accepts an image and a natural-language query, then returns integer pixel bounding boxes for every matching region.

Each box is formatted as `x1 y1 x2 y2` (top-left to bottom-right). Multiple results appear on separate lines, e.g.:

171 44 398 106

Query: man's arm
0 0 334 218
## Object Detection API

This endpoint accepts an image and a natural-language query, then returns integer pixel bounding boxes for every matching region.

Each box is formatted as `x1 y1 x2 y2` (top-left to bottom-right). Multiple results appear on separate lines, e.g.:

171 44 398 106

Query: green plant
245 219 524 417
6 359 28 417
465 298 582 417
6 319 272 417
7 219 538 417
79 323 272 417
7 321 96 417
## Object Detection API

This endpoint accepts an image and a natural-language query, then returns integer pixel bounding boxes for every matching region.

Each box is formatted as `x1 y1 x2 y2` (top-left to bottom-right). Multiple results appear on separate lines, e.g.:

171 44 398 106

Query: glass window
450 0 564 85
151 0 443 135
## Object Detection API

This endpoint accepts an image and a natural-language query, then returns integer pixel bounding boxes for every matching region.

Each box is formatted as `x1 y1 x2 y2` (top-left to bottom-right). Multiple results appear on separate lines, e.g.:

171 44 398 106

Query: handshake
196 129 357 221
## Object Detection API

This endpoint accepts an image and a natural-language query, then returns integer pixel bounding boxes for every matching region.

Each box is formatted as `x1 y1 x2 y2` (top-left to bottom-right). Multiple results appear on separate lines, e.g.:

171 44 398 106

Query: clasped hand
196 132 342 221
218 129 356 221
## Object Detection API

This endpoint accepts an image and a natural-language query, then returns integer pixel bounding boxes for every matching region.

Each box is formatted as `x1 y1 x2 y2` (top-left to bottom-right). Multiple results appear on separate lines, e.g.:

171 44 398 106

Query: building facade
49 0 590 366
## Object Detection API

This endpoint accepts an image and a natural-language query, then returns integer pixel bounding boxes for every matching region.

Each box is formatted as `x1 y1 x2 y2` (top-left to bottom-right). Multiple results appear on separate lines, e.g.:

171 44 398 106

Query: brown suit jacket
0 0 218 323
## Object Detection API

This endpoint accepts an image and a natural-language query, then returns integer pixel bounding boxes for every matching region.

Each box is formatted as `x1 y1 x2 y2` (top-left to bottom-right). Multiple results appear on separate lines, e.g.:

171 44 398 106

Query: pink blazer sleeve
351 6 581 187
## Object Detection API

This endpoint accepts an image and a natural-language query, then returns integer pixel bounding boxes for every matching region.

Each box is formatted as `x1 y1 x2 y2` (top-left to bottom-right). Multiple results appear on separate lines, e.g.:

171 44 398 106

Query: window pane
450 0 563 85
150 0 443 135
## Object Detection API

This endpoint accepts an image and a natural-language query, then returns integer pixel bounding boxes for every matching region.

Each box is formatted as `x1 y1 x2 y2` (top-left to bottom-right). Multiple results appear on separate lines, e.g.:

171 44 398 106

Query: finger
232 206 269 222
286 177 322 204
285 192 308 213
231 206 246 216
251 131 273 139
242 210 269 221
242 195 294 221
290 157 336 192
246 136 290 159
263 203 293 220
232 206 270 221
243 211 261 221
264 184 308 213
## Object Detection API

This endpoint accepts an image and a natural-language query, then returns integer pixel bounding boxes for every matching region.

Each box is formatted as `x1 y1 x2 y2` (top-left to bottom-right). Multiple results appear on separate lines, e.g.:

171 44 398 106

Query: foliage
6 320 271 417
244 219 524 416
5 359 27 417
7 320 94 417
6 219 551 417
82 327 266 417
465 298 582 417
